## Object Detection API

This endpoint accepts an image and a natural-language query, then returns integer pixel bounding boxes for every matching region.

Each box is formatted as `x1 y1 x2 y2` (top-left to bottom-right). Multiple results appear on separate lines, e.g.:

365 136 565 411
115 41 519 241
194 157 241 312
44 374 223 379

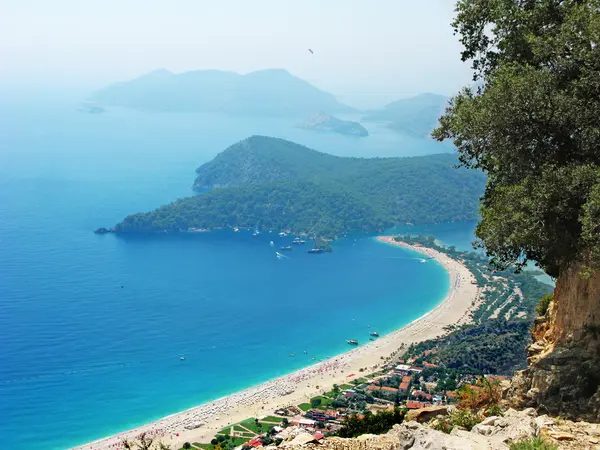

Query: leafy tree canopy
433 0 600 277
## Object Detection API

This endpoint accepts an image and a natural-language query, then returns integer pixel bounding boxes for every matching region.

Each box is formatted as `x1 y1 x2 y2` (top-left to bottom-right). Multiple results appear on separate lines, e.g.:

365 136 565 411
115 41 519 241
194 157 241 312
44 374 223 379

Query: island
104 136 486 238
298 113 369 137
91 68 355 117
78 104 106 114
362 93 448 138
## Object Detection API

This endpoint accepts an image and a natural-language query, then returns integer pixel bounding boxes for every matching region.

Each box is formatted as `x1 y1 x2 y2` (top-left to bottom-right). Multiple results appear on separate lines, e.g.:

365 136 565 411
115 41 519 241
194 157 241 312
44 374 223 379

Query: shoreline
74 236 479 450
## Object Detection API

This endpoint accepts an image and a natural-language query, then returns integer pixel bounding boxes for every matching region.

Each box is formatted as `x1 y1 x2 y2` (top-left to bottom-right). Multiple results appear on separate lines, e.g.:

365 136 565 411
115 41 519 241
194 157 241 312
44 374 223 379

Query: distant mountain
298 113 369 137
91 68 355 116
111 136 485 237
363 93 449 138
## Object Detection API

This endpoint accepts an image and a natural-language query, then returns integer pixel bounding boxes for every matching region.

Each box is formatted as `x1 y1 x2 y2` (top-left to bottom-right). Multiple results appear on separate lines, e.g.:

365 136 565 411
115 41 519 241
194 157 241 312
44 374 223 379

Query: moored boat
346 339 358 345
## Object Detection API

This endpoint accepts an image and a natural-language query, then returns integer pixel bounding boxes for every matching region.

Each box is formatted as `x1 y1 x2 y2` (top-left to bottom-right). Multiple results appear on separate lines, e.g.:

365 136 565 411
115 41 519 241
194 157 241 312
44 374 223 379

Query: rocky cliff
506 262 600 420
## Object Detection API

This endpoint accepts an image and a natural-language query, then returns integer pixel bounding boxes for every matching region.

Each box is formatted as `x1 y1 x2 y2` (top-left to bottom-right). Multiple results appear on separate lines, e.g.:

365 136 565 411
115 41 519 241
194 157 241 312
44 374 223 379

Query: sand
73 236 479 450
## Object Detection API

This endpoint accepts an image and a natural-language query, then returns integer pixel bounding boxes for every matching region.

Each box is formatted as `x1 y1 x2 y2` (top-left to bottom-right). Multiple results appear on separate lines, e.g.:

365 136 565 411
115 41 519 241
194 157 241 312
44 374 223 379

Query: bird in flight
308 48 314 54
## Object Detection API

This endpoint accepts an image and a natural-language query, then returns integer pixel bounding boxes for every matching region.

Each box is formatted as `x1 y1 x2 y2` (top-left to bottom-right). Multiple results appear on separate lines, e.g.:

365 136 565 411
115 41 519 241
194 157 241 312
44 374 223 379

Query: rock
534 415 554 432
548 432 575 441
522 407 538 417
481 416 499 426
405 406 448 423
94 227 113 234
471 424 494 436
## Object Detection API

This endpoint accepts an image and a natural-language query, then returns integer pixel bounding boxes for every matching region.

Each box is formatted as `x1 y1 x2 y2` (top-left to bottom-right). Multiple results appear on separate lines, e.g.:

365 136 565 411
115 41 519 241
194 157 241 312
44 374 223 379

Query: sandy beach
73 236 479 450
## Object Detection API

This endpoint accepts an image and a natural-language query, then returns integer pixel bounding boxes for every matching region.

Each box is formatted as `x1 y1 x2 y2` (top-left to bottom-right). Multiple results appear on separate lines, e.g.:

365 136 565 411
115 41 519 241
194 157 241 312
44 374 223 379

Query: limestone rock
405 406 448 423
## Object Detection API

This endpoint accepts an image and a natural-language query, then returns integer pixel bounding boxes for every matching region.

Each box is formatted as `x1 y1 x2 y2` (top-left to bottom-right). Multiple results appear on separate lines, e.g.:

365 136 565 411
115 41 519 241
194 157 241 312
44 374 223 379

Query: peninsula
106 136 486 237
298 113 369 137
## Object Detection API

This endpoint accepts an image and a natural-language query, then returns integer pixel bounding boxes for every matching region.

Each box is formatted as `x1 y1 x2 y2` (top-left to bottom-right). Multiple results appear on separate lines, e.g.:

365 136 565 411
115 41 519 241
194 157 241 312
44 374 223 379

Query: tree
433 0 600 278
311 398 322 408
281 418 289 427
183 444 192 450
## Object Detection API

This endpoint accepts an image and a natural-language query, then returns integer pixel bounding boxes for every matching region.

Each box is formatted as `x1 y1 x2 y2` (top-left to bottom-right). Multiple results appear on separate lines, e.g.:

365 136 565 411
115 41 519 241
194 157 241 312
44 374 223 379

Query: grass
340 384 354 390
311 395 333 409
509 437 558 450
260 415 284 423
298 403 312 411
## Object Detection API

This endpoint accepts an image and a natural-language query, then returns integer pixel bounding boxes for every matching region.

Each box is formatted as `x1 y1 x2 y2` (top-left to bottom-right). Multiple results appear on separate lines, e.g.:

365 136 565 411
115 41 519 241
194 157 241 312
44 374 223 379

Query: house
401 376 412 384
398 382 410 392
412 390 433 401
395 364 411 372
313 432 324 441
423 362 439 368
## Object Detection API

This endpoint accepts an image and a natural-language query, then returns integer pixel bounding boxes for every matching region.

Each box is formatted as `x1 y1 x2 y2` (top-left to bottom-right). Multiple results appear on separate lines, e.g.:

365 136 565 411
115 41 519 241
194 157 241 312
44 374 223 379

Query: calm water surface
0 99 463 449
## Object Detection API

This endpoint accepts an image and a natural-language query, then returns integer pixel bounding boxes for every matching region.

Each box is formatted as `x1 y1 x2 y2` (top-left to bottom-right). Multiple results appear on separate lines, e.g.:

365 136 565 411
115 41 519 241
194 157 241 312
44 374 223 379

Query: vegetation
115 136 485 236
509 437 558 450
433 0 600 278
337 408 404 438
535 294 553 317
123 433 171 449
398 234 553 374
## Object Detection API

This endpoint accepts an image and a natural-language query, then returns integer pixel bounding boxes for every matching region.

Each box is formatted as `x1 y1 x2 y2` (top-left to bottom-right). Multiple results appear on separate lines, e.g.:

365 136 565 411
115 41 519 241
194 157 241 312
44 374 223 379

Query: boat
279 232 287 237
370 332 379 337
308 248 324 254
280 246 293 251
292 238 306 245
346 339 358 345
234 227 239 232
270 241 275 248
290 353 295 357
180 356 185 361
276 252 287 259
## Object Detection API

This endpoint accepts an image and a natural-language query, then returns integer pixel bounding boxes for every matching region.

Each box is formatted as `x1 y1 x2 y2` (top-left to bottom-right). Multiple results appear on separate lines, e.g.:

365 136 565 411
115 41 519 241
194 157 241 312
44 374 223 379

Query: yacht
370 332 379 337
346 339 359 345
280 245 293 251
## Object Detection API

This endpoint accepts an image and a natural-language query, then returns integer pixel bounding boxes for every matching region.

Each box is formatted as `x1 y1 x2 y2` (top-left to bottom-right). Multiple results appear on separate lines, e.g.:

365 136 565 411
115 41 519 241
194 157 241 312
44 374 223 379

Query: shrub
457 378 501 413
183 444 191 450
509 437 558 450
449 410 482 431
311 398 322 408
535 294 553 317
210 439 218 446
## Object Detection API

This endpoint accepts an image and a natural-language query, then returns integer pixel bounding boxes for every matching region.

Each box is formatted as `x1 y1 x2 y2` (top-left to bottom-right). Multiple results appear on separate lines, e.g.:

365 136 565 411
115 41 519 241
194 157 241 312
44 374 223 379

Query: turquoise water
0 99 455 449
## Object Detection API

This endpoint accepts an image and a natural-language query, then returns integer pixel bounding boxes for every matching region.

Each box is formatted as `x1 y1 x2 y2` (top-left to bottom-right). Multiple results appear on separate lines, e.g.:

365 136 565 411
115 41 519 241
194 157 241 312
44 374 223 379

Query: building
398 382 410 392
406 401 430 409
368 385 399 393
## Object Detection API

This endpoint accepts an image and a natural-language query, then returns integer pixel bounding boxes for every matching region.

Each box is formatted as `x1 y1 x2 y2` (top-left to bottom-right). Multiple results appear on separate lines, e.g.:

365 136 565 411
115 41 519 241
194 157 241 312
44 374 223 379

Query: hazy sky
1 0 473 99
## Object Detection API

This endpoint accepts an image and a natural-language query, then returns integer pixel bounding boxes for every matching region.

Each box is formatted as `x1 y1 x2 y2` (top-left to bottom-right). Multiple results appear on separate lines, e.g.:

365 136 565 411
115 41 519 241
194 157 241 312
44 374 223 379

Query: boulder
405 406 448 423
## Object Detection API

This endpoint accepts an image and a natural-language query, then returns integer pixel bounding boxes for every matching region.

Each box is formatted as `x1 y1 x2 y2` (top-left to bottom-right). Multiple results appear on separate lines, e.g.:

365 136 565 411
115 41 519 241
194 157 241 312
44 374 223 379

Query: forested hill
114 136 486 237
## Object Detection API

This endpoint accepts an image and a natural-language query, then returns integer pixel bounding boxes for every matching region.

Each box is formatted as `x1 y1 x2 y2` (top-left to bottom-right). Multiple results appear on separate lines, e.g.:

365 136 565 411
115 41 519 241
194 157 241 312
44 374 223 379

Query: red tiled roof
313 432 324 441
401 376 412 383
399 382 410 390
446 391 458 398
423 362 439 368
368 385 398 393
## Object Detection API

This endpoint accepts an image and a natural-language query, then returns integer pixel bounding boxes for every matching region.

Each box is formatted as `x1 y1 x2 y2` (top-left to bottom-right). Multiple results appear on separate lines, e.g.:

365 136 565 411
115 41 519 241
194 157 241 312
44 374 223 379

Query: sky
0 0 473 102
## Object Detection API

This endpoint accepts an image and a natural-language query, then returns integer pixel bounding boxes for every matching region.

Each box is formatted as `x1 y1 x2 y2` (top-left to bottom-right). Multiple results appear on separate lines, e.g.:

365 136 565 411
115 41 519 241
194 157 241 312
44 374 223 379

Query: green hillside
114 136 485 237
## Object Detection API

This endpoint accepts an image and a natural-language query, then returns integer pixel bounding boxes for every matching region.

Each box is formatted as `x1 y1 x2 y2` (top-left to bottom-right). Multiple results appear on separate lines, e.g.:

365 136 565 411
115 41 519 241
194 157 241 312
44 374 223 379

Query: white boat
180 356 185 361
234 227 239 232
279 232 287 237
270 241 275 248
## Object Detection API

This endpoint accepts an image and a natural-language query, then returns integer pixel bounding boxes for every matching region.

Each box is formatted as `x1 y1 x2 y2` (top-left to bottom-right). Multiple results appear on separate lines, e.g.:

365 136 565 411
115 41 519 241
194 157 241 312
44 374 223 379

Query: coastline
74 236 479 450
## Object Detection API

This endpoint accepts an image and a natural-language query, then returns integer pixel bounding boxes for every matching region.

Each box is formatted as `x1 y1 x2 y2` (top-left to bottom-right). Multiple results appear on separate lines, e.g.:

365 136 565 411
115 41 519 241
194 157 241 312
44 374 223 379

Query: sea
1 96 474 450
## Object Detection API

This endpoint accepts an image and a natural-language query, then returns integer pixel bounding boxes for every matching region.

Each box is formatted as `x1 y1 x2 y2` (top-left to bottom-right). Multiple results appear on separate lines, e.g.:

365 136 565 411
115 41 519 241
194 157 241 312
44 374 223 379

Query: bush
210 439 218 446
183 444 191 450
311 398 322 408
509 437 557 450
535 294 553 317
457 378 501 413
448 410 482 431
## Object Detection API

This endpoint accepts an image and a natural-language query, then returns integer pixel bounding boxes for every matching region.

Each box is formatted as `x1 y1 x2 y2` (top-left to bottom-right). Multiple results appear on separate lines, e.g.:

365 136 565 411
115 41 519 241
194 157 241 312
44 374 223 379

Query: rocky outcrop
404 406 447 423
506 261 600 420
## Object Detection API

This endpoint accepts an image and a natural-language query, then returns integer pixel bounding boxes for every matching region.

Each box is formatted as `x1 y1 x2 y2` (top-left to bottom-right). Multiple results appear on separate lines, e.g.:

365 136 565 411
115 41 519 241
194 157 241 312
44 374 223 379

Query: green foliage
536 294 553 317
509 437 558 450
433 0 600 277
447 410 481 431
338 408 404 438
311 398 322 408
182 444 191 450
115 137 485 236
